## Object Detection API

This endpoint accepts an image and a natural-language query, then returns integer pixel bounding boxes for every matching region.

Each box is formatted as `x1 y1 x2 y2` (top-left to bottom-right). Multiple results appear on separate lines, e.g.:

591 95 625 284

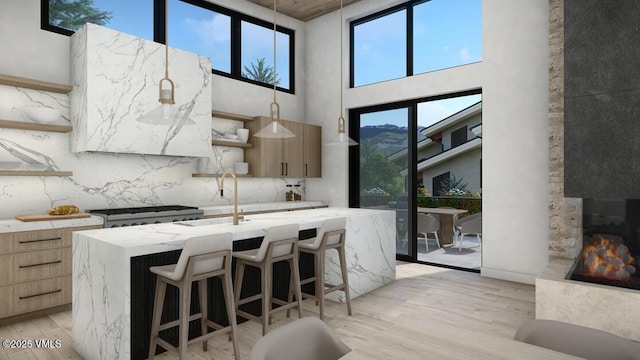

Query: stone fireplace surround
542 0 640 342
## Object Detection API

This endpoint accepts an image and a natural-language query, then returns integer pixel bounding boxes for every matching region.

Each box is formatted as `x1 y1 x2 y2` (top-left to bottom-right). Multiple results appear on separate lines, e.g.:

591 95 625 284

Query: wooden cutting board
15 213 92 222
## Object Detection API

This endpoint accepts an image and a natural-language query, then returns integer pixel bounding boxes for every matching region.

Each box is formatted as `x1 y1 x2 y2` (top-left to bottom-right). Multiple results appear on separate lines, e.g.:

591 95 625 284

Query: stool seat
297 238 316 248
233 223 303 335
148 233 239 360
232 248 260 261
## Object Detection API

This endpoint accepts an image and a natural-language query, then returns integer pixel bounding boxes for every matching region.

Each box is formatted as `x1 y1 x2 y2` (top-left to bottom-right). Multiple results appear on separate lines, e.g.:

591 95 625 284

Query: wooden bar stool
233 224 303 335
294 217 351 320
148 233 239 360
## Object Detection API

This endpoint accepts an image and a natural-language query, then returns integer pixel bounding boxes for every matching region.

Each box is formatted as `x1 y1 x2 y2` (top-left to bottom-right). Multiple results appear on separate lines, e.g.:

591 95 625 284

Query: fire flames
582 235 636 282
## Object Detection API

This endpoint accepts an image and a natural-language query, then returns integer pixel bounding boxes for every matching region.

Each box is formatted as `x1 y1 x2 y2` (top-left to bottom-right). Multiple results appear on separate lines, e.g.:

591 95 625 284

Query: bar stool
294 217 351 320
233 223 303 335
148 233 239 360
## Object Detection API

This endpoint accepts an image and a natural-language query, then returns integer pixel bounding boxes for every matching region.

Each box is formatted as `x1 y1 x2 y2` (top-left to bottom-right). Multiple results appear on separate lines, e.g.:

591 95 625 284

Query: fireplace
569 199 640 290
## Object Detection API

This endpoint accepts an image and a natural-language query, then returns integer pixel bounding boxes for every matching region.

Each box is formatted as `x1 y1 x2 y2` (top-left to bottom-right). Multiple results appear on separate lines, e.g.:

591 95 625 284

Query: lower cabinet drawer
13 276 71 315
13 248 71 283
0 285 12 318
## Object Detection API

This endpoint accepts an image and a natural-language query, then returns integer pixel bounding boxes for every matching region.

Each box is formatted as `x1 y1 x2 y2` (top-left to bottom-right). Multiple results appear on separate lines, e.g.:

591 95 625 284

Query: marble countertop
0 201 327 233
0 215 104 233
74 207 393 258
198 201 326 216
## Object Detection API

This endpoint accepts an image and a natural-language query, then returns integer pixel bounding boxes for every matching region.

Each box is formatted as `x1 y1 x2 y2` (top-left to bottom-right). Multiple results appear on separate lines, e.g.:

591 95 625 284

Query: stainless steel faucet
220 170 241 225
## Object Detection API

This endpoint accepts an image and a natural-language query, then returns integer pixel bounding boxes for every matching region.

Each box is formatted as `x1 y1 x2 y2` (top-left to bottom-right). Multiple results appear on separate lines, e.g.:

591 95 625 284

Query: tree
360 139 403 195
49 0 112 31
243 57 280 85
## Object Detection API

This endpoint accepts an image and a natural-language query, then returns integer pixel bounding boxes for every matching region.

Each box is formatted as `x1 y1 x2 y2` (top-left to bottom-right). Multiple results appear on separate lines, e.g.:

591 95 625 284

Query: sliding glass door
349 105 416 260
349 91 482 268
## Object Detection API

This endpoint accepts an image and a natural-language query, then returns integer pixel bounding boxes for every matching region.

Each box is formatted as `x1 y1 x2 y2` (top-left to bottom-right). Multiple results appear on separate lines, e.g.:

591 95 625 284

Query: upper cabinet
245 117 321 178
69 24 211 157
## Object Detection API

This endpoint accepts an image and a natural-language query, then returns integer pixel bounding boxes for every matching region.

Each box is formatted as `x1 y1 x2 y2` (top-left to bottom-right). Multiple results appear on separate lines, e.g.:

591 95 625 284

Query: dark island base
130 229 317 360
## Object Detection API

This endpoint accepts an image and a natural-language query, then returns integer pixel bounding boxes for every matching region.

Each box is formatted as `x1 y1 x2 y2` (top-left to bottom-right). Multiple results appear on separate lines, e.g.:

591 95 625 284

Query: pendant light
326 0 358 146
253 0 295 139
137 0 195 126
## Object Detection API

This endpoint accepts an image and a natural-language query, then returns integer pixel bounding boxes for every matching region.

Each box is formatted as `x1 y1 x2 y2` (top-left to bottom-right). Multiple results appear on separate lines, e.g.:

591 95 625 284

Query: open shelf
0 119 72 133
211 110 254 122
0 170 73 177
192 173 253 178
0 73 73 94
212 140 253 148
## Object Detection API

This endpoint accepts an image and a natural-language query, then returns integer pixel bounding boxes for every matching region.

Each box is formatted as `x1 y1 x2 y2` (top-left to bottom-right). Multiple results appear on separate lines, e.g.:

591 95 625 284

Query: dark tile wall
564 0 640 198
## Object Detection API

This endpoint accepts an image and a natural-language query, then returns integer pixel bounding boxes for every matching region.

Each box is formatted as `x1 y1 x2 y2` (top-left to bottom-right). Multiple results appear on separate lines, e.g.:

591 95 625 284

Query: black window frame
450 125 468 148
350 0 484 88
40 0 295 94
432 171 450 196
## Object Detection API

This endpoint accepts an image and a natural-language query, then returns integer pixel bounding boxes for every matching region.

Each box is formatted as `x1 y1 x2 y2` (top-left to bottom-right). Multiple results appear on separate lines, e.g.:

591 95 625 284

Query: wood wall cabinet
245 116 321 178
0 225 101 322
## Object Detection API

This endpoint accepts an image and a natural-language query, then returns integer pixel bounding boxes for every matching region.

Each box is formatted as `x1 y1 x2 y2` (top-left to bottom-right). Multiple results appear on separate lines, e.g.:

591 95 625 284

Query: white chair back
171 233 233 280
417 213 439 234
310 217 347 249
256 224 299 261
250 317 351 360
460 214 482 234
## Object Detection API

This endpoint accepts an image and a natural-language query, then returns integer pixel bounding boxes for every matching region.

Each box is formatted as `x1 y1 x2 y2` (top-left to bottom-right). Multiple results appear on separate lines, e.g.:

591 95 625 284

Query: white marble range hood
70 23 211 157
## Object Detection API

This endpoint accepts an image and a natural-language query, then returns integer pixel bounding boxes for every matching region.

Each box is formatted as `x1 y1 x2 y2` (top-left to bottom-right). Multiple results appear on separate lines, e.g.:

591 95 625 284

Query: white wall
305 0 549 284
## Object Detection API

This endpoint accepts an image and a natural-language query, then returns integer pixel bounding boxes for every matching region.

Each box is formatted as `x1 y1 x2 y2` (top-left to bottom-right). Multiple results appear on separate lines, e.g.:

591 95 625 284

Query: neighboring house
389 101 482 196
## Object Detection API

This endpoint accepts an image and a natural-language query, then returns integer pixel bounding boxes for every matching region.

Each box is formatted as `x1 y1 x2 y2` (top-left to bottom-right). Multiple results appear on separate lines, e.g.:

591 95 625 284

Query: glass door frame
348 101 418 263
347 89 482 264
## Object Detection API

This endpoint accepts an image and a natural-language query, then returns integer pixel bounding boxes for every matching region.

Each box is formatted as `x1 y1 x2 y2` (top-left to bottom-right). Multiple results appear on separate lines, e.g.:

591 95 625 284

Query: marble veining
70 23 211 157
72 208 395 360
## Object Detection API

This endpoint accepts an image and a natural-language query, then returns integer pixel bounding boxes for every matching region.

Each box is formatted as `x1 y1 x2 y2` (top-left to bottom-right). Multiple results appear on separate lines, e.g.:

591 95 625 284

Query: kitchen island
72 207 395 360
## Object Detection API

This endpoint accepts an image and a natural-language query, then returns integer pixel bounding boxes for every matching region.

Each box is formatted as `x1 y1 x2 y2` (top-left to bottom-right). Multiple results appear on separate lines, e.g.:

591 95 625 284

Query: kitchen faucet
220 170 241 225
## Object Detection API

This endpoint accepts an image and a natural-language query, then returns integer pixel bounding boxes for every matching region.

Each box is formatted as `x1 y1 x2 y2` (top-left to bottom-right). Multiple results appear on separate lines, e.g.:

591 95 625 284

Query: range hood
69 23 211 157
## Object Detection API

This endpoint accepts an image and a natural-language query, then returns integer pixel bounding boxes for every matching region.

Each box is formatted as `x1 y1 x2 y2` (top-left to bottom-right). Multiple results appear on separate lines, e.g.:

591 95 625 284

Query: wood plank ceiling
247 0 361 22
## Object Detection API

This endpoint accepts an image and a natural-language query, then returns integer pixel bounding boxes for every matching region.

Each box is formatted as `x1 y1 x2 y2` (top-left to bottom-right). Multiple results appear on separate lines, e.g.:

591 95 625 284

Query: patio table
417 207 468 245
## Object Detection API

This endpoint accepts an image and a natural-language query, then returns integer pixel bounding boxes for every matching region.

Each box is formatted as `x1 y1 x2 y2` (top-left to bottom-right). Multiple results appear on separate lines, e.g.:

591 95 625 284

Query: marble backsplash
0 82 304 220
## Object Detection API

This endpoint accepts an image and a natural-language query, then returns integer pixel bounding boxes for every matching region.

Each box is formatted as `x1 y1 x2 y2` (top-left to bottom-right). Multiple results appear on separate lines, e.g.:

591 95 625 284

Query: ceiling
247 0 361 22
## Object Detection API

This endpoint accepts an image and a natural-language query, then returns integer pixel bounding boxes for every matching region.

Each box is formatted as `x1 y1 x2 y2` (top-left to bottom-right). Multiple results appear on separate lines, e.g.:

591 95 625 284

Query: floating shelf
211 110 254 122
192 173 253 178
0 119 72 133
0 73 73 94
212 140 253 148
0 170 73 177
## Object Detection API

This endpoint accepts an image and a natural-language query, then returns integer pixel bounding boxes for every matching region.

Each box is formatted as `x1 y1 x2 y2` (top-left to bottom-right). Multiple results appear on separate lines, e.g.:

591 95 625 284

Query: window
413 0 482 74
41 0 295 92
351 0 482 87
432 171 450 196
450 126 467 148
168 0 231 73
241 20 291 90
352 9 407 87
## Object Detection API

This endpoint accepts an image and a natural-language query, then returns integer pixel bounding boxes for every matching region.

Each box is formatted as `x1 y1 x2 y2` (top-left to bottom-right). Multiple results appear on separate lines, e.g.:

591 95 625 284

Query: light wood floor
0 263 579 360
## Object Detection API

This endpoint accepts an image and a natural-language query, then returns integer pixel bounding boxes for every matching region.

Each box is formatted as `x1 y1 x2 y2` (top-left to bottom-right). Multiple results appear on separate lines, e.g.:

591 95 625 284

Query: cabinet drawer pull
305 163 308 176
19 237 62 244
281 162 284 176
19 260 62 269
19 289 61 300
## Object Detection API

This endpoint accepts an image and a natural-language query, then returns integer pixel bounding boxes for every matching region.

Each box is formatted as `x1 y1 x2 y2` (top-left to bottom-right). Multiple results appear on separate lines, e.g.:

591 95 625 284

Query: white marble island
72 207 395 360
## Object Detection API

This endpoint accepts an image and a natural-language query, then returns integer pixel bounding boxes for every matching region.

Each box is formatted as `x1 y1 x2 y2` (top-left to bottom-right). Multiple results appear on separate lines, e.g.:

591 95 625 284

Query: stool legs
179 283 192 359
298 245 352 320
235 257 303 335
222 268 240 358
337 246 352 316
198 279 208 352
148 278 166 360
